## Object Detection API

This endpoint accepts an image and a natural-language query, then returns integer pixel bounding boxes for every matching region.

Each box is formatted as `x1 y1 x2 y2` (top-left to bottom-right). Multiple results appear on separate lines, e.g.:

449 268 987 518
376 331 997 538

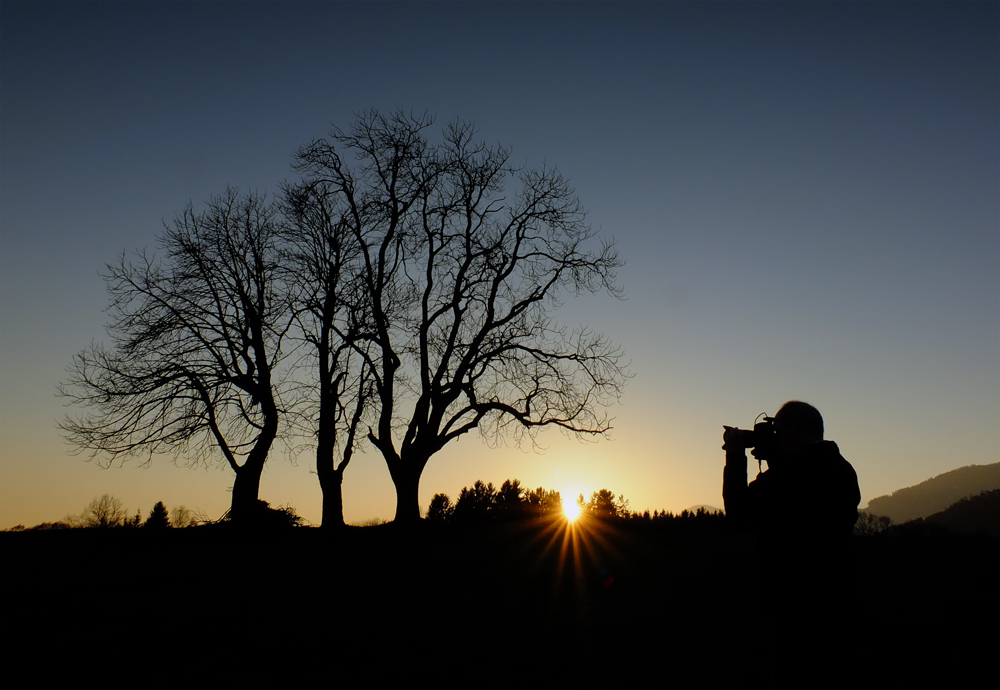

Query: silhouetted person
722 401 861 688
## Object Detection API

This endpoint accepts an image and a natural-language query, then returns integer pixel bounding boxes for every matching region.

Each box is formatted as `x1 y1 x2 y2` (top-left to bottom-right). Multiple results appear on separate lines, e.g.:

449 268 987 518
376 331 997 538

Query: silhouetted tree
60 189 290 523
81 494 129 528
524 487 563 516
434 479 565 522
125 509 142 528
282 179 376 528
494 479 528 519
170 505 196 528
144 501 170 529
453 480 497 523
854 510 892 536
426 493 455 522
292 109 628 522
587 489 621 519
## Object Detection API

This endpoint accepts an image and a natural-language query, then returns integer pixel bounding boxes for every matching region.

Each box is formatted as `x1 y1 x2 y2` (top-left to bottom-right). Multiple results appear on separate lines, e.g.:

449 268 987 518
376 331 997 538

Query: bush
219 500 304 529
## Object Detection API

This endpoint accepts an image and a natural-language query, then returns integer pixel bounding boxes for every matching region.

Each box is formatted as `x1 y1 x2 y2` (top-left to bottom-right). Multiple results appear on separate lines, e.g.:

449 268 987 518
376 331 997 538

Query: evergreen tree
454 481 496 523
144 501 171 529
494 479 526 518
588 489 620 519
525 487 563 516
126 509 143 528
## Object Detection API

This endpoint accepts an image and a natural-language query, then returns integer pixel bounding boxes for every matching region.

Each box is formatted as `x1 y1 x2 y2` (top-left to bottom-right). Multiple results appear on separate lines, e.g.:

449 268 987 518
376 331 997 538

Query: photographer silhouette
722 401 861 688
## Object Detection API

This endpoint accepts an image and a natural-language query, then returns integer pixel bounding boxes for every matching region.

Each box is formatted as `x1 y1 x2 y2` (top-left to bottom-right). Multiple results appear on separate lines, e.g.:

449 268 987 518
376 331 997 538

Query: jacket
723 440 861 540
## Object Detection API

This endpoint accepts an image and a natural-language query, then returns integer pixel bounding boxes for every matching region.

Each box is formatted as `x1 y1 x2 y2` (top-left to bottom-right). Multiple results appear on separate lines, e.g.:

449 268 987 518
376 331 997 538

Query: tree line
4 494 310 532
0 487 919 538
58 109 628 528
5 494 200 531
427 478 727 526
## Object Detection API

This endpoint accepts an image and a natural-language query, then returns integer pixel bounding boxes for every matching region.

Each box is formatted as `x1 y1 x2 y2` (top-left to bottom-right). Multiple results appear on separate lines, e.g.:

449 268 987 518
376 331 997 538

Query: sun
563 502 581 522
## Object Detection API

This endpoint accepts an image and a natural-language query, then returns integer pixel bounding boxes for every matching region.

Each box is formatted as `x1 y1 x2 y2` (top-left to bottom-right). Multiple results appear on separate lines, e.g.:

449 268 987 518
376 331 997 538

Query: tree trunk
231 456 264 521
228 408 277 525
316 403 348 529
319 465 346 529
390 460 424 523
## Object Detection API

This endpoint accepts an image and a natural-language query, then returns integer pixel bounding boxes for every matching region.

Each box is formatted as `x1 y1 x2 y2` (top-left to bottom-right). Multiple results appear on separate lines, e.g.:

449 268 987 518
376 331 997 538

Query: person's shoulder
799 441 858 479
813 441 861 495
808 440 850 464
824 441 857 471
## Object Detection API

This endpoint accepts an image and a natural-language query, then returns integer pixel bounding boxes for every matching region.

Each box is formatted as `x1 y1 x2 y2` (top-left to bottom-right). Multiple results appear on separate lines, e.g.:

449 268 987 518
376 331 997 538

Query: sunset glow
563 502 581 522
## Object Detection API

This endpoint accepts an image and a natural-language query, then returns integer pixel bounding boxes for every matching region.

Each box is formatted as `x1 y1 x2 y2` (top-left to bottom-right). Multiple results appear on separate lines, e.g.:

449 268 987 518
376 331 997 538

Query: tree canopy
60 189 289 521
292 109 629 521
61 110 628 526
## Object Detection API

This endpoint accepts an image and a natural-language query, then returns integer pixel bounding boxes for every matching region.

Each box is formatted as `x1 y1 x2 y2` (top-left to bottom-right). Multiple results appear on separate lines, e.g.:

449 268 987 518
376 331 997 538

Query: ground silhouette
3 517 994 686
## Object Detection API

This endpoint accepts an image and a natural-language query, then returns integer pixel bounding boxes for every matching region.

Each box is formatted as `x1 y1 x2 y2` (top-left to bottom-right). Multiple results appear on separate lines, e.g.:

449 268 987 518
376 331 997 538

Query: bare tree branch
59 189 290 520
280 180 378 527
292 110 630 522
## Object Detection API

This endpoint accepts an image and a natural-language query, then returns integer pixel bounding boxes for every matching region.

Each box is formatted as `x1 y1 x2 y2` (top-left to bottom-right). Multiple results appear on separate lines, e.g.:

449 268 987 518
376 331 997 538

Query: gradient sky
1 1 997 528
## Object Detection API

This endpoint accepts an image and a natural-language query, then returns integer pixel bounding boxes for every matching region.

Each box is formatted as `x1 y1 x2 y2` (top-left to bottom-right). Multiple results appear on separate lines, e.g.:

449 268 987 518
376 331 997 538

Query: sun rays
516 507 631 628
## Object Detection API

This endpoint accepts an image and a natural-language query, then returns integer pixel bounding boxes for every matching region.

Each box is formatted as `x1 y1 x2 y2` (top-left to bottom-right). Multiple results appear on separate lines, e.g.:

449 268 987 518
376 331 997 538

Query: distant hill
865 462 1000 523
686 504 723 514
924 489 1000 538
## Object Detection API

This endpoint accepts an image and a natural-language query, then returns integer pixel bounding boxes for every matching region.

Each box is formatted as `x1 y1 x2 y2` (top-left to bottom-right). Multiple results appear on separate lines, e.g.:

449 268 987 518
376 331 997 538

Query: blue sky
1 1 997 527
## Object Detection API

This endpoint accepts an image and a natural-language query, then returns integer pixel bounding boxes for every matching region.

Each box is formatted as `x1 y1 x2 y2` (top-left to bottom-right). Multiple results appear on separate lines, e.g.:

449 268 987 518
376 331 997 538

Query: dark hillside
922 489 1000 538
865 462 1000 522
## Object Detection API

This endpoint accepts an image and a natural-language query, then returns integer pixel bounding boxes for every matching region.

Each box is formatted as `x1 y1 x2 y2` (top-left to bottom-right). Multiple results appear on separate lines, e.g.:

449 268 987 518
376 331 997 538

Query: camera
724 414 778 461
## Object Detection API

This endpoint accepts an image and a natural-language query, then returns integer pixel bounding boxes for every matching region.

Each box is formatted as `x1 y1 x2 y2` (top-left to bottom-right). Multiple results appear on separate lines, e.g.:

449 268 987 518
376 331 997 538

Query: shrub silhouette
219 500 303 529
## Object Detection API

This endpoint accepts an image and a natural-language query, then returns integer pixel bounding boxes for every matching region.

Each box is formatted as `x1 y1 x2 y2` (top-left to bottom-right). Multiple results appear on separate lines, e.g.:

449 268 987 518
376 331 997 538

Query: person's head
773 401 824 459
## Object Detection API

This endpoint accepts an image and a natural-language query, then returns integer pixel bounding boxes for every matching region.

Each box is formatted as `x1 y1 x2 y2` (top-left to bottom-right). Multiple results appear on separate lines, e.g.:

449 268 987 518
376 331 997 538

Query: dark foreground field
3 520 996 687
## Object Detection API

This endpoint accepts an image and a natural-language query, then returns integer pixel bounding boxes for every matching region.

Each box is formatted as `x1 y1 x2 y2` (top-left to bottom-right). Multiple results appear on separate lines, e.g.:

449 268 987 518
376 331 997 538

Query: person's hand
723 426 750 451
